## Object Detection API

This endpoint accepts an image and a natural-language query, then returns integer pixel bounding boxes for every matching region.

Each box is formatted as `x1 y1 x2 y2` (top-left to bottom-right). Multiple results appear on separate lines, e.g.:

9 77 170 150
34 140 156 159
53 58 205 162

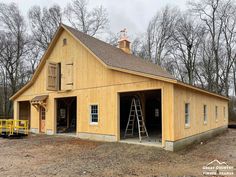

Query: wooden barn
10 24 229 151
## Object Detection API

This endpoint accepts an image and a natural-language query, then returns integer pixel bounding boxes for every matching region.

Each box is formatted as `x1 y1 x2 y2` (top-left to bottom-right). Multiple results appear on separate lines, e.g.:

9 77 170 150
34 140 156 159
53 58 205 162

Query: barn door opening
56 97 77 134
19 101 31 129
119 89 162 145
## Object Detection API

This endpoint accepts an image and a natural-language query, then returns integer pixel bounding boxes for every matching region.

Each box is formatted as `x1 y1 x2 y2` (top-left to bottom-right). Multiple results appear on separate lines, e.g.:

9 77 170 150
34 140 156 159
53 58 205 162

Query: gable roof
63 24 175 80
10 25 175 101
10 24 228 101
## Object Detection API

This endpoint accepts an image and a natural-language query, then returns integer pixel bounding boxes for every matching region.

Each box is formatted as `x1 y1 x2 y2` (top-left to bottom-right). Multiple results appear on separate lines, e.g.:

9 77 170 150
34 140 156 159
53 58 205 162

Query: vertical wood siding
13 29 227 144
174 85 228 141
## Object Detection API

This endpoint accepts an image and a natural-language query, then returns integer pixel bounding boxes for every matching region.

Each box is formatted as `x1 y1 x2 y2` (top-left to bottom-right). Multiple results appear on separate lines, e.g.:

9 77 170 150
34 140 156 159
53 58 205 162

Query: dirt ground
0 129 235 177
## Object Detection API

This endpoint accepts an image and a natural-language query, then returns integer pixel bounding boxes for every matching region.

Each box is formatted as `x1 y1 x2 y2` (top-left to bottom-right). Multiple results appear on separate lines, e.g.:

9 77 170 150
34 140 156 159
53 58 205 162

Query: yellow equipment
0 119 29 136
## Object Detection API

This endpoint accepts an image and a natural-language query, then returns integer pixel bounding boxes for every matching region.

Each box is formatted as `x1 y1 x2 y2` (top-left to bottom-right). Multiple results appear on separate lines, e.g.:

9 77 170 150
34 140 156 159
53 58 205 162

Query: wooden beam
31 101 47 111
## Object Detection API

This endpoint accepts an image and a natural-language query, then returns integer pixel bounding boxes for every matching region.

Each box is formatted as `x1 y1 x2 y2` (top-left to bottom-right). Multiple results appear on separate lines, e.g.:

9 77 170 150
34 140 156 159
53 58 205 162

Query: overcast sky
0 0 187 36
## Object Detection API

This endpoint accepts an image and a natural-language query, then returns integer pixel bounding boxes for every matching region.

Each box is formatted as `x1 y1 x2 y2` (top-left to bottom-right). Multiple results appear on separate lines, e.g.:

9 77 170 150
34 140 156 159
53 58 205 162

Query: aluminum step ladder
124 96 149 142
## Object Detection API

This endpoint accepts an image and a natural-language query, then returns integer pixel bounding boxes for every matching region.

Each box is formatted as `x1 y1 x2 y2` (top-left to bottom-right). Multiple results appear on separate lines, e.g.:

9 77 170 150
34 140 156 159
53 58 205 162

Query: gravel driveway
0 129 235 177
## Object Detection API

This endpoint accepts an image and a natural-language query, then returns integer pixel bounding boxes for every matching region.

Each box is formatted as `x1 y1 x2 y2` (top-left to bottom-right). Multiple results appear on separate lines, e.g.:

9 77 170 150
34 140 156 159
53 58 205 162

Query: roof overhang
31 95 48 103
31 95 48 110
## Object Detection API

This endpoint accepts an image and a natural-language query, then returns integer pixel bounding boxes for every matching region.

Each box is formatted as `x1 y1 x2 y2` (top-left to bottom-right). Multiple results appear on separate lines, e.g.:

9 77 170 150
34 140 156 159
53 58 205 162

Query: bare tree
65 0 109 36
170 13 205 85
220 2 236 96
190 0 231 93
106 32 119 47
28 4 62 51
25 40 43 74
0 3 28 116
144 6 178 66
132 37 144 56
196 39 217 90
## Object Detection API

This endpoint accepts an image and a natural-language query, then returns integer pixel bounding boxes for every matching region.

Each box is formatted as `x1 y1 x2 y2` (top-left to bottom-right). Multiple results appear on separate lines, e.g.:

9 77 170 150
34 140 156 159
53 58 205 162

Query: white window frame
215 106 218 122
185 103 190 127
203 105 207 124
89 104 99 125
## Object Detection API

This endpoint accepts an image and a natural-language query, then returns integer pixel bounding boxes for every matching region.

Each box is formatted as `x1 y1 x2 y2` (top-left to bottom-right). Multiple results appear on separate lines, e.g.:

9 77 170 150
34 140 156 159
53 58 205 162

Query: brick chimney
118 28 131 54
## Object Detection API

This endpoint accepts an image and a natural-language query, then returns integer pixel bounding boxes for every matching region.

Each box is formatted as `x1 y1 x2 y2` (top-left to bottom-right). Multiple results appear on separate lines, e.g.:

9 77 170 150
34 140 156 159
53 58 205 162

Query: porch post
13 101 19 120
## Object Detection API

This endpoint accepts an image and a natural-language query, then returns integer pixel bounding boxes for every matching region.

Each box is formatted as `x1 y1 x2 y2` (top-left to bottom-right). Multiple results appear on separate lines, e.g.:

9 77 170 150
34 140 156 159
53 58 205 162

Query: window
40 107 46 120
203 105 207 124
90 105 98 124
185 103 190 127
63 38 67 46
215 106 218 121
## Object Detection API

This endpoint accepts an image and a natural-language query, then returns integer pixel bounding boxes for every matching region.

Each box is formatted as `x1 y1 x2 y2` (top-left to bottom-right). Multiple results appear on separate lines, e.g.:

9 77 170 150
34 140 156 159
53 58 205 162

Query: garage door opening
56 97 77 134
19 101 31 129
119 89 162 146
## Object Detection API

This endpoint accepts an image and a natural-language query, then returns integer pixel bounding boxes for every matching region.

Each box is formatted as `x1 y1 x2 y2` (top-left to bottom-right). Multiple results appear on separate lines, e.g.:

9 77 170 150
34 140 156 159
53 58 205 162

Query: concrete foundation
30 128 39 134
165 125 228 151
78 132 116 142
46 129 54 135
31 126 227 152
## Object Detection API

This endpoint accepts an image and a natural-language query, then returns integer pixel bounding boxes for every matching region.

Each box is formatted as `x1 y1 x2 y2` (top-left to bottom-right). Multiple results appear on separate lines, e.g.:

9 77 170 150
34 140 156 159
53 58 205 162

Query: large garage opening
56 97 77 134
19 101 31 129
119 89 162 146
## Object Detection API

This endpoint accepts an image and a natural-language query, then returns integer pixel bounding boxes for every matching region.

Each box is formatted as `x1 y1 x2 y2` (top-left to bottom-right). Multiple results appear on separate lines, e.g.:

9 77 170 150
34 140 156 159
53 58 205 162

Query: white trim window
215 106 218 121
203 105 207 124
185 103 190 127
90 105 98 124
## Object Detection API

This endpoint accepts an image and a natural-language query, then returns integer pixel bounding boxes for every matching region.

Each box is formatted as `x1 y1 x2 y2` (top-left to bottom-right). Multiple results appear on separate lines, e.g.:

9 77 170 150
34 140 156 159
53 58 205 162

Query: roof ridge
62 24 117 49
62 24 175 80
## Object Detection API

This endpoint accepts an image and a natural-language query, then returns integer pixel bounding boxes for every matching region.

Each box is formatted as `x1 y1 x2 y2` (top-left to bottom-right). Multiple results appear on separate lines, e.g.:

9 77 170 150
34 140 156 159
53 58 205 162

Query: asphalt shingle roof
63 25 175 80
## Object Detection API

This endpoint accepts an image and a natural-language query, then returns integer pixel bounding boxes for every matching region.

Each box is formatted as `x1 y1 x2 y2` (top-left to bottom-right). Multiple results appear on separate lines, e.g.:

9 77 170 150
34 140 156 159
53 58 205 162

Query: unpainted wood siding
13 29 175 143
173 85 228 141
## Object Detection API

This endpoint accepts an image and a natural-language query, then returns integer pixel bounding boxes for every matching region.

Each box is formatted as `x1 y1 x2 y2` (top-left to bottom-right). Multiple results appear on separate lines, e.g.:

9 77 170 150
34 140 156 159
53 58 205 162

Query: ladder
124 96 149 142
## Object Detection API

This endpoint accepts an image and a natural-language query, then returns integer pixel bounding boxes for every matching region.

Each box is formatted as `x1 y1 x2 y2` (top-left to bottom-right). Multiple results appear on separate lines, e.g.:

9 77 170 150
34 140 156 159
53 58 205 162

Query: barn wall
173 85 228 141
13 29 175 143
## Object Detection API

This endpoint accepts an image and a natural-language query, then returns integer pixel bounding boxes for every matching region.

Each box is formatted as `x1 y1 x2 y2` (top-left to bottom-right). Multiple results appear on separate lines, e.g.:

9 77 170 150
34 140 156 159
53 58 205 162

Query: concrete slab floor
120 137 162 148
56 133 77 137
